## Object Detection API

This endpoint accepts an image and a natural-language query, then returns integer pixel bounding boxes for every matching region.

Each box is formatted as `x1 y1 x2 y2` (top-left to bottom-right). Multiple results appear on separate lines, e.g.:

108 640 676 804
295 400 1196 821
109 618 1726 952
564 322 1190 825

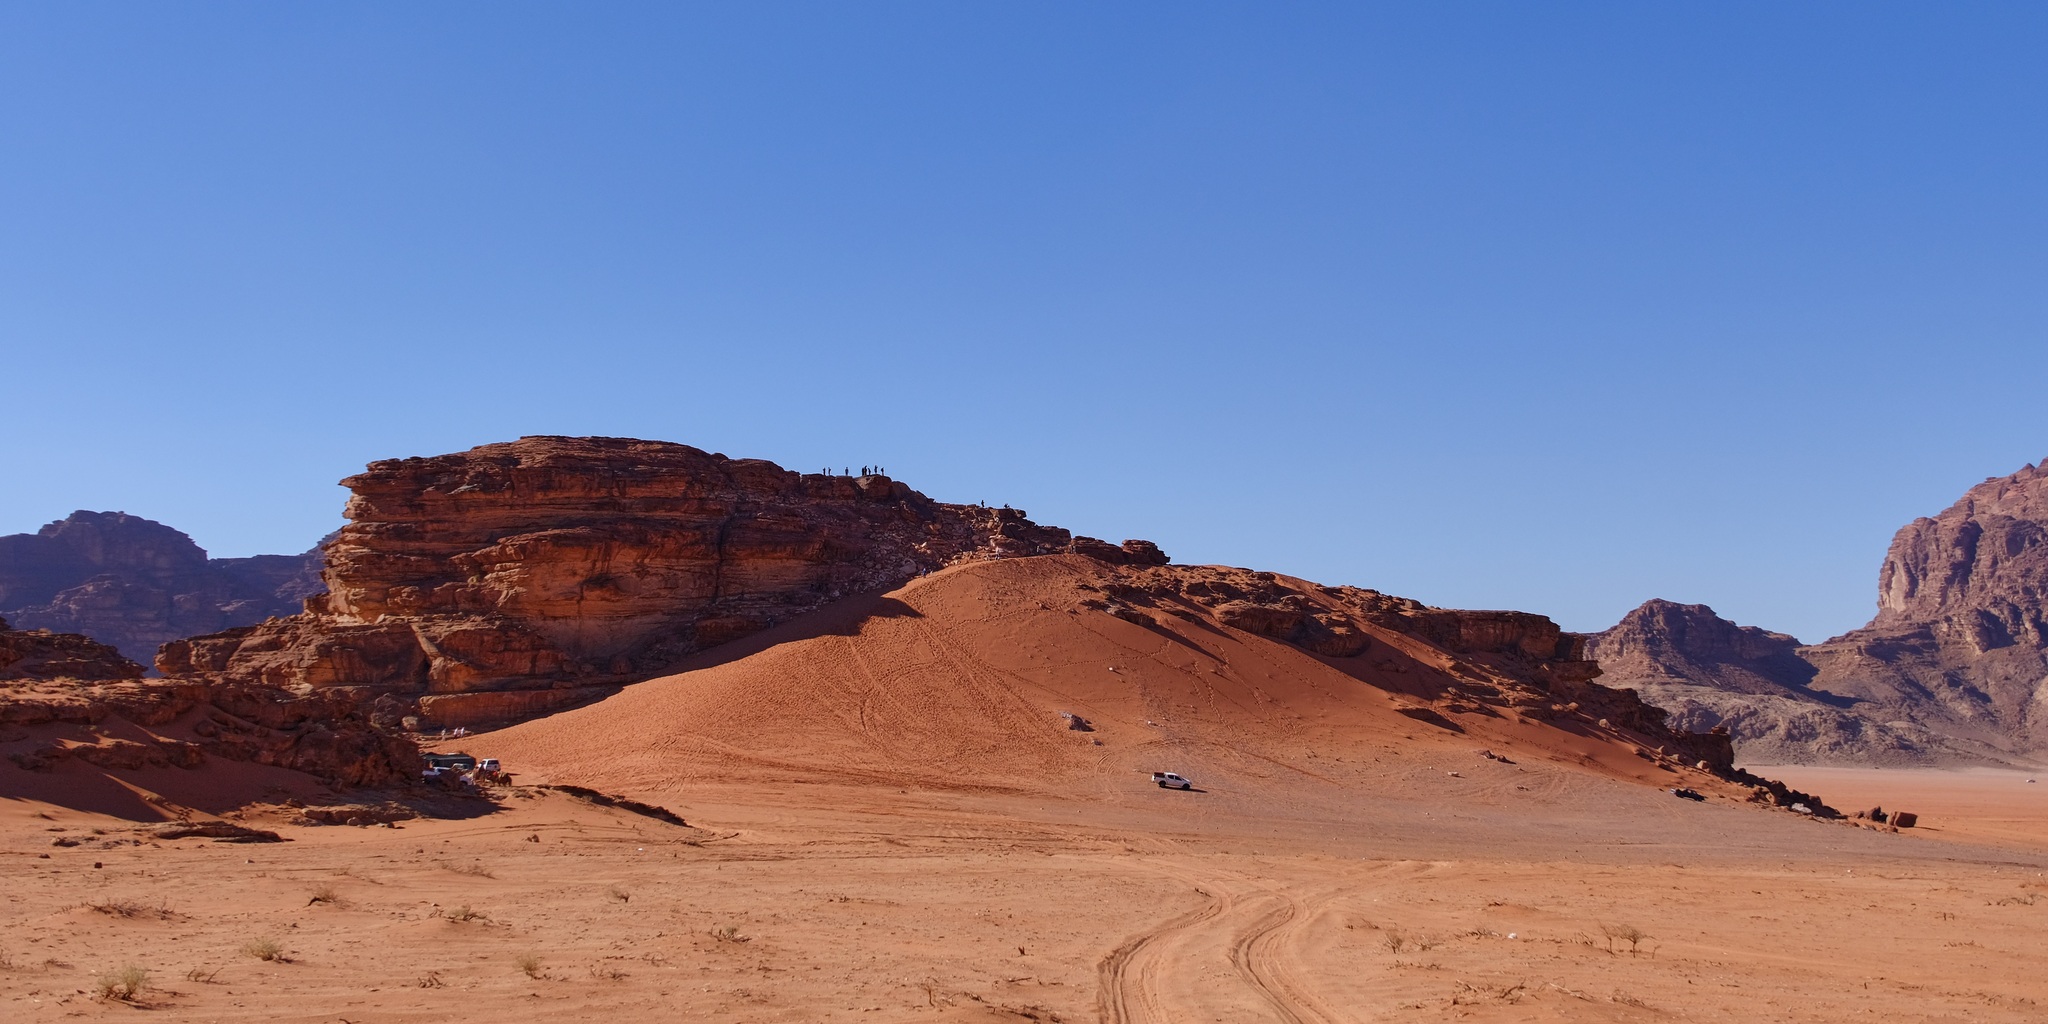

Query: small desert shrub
87 898 171 919
607 885 630 903
590 964 628 982
1600 923 1650 957
417 971 444 989
445 905 487 923
95 963 150 1001
308 884 340 906
185 966 221 983
708 925 750 943
514 953 543 978
243 937 285 961
1382 932 1408 954
443 861 495 879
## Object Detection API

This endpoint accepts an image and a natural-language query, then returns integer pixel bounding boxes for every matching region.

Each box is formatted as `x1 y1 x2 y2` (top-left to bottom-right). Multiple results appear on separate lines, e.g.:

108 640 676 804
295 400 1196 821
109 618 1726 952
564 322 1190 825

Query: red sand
7 557 2048 1021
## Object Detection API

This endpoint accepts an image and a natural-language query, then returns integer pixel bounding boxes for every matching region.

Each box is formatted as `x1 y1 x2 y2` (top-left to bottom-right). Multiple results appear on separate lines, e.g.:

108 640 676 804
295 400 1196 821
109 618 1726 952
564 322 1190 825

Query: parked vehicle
477 758 501 773
1151 771 1193 790
423 752 477 771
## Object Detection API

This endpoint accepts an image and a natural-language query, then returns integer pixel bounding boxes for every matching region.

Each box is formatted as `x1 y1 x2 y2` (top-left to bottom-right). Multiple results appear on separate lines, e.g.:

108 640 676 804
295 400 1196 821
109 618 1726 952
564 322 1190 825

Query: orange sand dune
484 556 1725 809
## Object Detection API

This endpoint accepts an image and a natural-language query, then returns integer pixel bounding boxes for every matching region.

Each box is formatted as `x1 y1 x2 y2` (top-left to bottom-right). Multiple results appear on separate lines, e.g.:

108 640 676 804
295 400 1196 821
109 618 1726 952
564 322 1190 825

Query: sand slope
484 556 1728 809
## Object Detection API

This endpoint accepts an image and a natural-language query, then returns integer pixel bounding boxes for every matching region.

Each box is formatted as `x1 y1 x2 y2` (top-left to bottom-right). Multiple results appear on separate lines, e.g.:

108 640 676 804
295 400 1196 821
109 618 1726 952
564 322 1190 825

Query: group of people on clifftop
822 465 886 476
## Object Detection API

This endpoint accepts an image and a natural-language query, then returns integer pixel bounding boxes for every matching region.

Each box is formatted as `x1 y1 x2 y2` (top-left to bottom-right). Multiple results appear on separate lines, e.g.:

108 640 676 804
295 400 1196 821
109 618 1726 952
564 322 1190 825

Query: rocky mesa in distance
0 511 325 667
1588 457 2048 765
160 436 1166 727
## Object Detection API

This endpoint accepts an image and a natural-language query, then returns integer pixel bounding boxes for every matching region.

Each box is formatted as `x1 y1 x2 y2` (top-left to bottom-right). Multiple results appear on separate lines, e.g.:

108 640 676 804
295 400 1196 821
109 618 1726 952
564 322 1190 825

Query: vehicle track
1096 883 1233 1024
1098 873 1356 1024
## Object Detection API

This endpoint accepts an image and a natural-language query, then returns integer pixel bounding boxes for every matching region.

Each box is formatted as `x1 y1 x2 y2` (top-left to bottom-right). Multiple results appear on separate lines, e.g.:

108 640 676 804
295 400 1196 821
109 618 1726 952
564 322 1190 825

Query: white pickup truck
1151 771 1193 790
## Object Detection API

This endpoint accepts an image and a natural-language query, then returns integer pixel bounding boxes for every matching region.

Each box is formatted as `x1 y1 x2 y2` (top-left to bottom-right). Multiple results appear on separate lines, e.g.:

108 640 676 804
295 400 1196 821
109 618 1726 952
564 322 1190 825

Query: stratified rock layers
1584 601 1940 764
0 617 415 788
1802 459 2048 756
1591 459 2048 765
161 437 1085 724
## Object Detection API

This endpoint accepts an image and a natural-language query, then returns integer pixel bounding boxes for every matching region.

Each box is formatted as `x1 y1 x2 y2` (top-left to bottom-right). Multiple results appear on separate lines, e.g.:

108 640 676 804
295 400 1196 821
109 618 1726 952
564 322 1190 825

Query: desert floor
6 765 2048 1024
8 559 2048 1022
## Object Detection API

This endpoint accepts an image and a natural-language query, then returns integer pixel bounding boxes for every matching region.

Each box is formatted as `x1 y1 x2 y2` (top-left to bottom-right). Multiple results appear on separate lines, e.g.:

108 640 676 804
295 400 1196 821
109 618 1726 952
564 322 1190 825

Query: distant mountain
1584 600 1959 765
0 511 327 667
1587 458 2048 766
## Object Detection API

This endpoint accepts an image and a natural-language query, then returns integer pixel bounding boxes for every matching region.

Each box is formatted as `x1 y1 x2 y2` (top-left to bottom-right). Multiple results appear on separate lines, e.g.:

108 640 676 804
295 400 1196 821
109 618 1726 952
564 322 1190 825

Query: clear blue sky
3 3 2043 644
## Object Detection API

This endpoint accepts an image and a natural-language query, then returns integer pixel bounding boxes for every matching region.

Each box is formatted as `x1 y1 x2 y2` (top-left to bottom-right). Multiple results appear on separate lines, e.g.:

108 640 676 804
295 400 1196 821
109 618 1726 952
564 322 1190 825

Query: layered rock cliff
160 437 1106 725
0 615 147 682
1801 459 2048 757
0 617 417 789
1584 601 1947 764
0 511 325 666
1589 458 2048 765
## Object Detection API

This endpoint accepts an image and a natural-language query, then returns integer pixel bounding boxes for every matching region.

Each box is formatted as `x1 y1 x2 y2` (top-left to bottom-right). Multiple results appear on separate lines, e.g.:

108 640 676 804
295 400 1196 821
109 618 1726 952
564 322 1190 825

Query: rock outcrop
1584 601 1945 765
0 615 147 682
0 511 326 666
1090 566 1737 773
161 437 1124 726
1801 459 2048 758
0 617 418 788
1589 458 2048 765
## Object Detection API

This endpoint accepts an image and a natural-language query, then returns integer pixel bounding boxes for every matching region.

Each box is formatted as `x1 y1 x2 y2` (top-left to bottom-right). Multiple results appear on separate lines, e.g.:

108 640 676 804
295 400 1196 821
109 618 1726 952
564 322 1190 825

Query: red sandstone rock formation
1588 458 2048 765
1583 601 1945 764
0 617 416 788
1801 459 2048 756
0 615 146 681
161 437 1114 726
0 511 325 666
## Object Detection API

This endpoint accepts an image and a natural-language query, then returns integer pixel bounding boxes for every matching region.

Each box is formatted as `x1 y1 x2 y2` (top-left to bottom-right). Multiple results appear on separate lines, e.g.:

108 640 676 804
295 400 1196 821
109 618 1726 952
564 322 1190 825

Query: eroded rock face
1588 459 2048 765
0 511 325 666
0 616 414 788
161 437 1096 725
1801 460 2048 757
0 615 146 681
1583 601 1943 765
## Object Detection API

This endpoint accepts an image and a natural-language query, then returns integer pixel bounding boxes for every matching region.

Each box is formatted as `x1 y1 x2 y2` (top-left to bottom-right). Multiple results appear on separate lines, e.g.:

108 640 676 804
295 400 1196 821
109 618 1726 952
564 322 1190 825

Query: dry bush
86 898 172 919
417 971 444 989
514 953 543 978
709 925 750 943
243 937 285 961
0 948 13 970
308 884 341 906
445 905 488 922
1600 923 1650 957
185 966 222 983
1451 980 1530 1005
95 964 150 1002
442 861 495 879
590 964 629 982
607 885 631 903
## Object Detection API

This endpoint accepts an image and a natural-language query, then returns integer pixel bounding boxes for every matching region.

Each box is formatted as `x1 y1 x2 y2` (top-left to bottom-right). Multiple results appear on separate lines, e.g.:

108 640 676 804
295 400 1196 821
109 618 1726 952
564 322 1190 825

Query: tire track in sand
1099 876 1355 1024
1096 883 1233 1024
